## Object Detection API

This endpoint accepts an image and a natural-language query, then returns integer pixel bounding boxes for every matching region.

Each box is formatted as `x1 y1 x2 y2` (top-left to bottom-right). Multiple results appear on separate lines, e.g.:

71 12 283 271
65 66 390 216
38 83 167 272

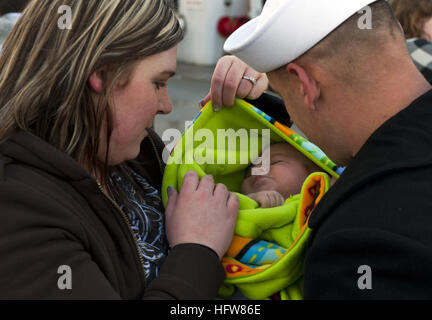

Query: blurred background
158 0 432 138
155 0 266 137
1 0 432 138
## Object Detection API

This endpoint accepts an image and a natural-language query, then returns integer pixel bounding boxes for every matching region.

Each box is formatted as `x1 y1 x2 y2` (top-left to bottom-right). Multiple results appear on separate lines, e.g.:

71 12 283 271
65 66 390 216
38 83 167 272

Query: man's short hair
290 0 406 86
304 1 402 61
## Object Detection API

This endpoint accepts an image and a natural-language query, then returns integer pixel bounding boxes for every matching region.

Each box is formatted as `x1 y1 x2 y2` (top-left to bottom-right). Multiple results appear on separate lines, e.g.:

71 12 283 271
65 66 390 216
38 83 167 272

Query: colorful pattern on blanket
162 99 340 300
182 102 345 177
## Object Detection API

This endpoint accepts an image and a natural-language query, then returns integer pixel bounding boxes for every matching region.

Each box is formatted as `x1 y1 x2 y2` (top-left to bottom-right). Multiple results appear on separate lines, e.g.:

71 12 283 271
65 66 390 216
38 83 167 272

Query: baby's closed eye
271 160 284 165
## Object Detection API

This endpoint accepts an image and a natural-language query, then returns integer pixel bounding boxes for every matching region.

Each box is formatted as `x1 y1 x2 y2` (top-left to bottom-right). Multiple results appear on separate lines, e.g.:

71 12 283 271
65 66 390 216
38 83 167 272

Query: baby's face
241 143 315 198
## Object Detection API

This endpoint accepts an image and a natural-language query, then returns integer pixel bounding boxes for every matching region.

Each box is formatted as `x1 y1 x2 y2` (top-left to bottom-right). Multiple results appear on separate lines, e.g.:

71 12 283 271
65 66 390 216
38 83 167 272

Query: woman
390 0 432 83
0 0 268 299
390 0 432 41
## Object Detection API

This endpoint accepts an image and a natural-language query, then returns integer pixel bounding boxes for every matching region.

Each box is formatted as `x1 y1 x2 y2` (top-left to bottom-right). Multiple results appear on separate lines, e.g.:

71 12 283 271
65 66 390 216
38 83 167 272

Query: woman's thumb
165 186 178 219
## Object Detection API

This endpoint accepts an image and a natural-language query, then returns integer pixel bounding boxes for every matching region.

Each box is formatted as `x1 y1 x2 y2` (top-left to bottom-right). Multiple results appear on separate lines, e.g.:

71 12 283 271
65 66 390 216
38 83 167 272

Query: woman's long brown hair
0 0 183 183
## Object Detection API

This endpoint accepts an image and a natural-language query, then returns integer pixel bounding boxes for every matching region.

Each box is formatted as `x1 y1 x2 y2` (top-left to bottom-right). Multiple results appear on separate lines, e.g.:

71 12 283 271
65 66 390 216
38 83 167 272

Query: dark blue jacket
304 89 432 299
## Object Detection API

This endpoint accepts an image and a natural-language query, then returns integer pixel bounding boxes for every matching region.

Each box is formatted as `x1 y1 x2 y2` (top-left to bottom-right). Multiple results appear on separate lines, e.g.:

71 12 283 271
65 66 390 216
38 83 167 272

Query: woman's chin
106 133 149 165
142 128 151 140
108 147 142 165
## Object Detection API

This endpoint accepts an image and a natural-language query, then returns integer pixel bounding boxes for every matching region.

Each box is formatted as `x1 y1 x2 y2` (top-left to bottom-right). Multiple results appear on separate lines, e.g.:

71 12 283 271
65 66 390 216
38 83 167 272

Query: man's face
267 69 340 165
267 69 314 141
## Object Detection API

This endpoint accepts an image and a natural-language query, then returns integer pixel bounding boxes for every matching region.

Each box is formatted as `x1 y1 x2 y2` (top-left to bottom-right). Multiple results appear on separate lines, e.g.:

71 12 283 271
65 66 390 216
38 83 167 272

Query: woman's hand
201 56 269 111
165 171 239 260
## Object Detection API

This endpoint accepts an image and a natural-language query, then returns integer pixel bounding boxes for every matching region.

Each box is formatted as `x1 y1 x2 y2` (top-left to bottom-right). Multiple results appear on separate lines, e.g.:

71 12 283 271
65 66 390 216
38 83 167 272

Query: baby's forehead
264 143 309 163
264 143 297 156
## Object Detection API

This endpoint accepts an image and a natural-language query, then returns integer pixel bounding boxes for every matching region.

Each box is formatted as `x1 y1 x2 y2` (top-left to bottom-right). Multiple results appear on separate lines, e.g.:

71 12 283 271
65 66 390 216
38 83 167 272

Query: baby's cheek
241 178 253 194
275 172 303 196
291 170 313 193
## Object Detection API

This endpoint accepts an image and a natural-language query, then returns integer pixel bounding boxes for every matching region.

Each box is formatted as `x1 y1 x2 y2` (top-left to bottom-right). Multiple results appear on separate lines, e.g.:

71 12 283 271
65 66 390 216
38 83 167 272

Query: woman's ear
88 69 105 94
286 63 321 111
397 21 405 36
422 17 432 42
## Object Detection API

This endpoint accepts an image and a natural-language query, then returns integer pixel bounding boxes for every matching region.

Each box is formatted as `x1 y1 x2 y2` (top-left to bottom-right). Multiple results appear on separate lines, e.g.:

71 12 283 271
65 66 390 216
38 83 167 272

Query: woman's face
98 46 178 166
423 17 432 42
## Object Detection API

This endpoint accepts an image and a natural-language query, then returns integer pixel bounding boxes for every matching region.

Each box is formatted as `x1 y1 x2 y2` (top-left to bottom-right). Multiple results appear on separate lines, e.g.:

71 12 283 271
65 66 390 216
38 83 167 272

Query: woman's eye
154 82 166 90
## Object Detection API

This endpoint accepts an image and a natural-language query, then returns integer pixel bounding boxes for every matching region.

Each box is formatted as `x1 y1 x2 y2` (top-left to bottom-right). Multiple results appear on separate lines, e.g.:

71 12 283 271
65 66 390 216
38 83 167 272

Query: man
223 0 432 298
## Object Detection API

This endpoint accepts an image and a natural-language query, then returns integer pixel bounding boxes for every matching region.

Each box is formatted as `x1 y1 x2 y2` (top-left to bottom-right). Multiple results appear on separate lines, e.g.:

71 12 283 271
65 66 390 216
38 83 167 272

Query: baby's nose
251 163 270 176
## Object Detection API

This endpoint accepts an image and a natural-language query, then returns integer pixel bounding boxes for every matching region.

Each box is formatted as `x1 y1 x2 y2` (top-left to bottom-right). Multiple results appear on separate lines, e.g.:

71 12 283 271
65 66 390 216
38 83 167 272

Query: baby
241 143 323 208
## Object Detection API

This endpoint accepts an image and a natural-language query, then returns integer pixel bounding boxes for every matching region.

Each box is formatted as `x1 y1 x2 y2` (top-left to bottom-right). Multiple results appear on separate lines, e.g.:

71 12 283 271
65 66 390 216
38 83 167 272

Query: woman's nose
158 96 173 115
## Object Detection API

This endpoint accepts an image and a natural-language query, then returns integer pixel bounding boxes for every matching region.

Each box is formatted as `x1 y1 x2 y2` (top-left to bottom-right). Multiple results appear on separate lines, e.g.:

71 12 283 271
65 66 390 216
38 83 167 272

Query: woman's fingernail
213 105 220 112
167 186 175 195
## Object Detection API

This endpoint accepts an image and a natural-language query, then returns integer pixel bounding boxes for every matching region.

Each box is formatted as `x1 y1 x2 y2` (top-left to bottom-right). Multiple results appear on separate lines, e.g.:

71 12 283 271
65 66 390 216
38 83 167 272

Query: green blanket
162 99 343 300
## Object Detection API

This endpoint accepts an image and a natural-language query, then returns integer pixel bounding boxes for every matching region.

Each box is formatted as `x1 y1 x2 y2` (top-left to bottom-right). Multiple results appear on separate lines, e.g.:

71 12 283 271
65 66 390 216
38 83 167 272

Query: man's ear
88 69 105 94
286 63 320 110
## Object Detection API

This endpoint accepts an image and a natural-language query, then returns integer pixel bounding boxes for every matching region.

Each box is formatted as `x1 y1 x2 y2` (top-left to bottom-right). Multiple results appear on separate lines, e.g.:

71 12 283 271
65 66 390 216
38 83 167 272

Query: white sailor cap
224 0 378 73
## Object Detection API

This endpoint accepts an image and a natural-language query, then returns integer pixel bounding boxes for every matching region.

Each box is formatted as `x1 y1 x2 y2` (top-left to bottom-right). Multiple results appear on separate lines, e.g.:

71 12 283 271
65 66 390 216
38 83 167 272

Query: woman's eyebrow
160 70 176 77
